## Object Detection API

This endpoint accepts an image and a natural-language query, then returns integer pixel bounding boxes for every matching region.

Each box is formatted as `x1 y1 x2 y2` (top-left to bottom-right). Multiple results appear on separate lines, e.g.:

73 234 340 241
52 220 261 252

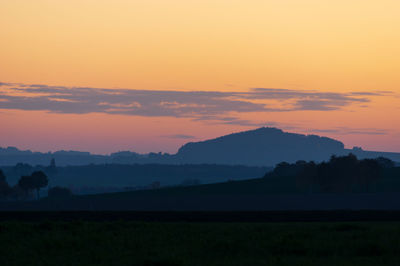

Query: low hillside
1 164 270 191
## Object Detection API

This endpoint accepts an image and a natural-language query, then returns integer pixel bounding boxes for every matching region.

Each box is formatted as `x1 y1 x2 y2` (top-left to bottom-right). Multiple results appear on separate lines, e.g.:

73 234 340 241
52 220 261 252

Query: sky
0 0 399 154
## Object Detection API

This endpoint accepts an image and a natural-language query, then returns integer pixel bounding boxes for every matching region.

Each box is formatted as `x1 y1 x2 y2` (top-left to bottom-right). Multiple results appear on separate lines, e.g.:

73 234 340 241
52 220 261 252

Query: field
2 217 400 266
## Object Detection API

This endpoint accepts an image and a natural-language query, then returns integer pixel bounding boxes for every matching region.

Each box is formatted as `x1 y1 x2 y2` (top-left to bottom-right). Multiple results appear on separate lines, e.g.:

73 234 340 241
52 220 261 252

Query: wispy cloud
0 82 390 126
193 116 275 127
161 134 197 139
309 127 388 136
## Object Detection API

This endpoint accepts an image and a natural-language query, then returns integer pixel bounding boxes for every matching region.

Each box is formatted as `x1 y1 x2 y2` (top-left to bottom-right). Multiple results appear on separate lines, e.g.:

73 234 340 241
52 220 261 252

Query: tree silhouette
18 171 48 200
328 153 358 192
9 184 25 201
376 157 395 169
297 161 317 193
358 159 382 192
0 170 5 181
18 175 34 198
0 169 11 199
265 154 386 193
31 171 48 199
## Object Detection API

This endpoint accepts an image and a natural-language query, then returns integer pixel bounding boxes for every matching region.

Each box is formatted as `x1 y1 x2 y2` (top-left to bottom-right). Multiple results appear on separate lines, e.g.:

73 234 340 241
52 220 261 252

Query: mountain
175 127 345 165
1 127 400 166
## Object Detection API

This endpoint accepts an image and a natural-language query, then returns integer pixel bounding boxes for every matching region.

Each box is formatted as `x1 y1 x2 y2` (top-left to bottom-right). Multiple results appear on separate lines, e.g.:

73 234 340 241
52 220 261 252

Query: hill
2 166 400 211
175 127 345 165
0 164 270 195
1 127 400 166
175 127 400 165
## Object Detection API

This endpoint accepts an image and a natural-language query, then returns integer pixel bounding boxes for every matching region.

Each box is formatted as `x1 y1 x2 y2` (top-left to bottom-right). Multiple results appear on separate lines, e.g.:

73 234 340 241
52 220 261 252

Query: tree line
0 169 72 201
264 154 395 193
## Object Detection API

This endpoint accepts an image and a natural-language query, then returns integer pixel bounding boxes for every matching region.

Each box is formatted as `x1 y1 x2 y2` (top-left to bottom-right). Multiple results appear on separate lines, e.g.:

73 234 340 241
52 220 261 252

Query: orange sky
0 0 399 154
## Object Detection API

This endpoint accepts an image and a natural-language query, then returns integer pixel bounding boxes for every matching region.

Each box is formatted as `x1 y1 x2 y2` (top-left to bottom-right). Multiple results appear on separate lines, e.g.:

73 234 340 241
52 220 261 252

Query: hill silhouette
1 127 399 166
175 127 345 165
0 164 270 194
1 163 400 211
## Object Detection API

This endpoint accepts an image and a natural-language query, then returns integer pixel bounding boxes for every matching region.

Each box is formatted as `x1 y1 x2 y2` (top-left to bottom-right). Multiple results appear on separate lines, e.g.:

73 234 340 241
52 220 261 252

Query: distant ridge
1 127 399 166
175 127 345 165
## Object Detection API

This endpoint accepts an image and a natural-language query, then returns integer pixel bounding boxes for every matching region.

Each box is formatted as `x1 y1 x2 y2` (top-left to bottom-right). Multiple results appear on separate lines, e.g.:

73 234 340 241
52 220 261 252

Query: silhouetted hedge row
265 154 394 192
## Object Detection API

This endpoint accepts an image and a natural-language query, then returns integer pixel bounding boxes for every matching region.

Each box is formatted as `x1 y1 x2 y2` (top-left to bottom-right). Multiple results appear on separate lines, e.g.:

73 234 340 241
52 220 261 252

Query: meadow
1 220 400 266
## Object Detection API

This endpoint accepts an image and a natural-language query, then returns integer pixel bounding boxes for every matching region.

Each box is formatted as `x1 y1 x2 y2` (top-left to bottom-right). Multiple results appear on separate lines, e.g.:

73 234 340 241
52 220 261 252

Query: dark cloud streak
0 82 386 126
310 127 388 136
161 134 197 139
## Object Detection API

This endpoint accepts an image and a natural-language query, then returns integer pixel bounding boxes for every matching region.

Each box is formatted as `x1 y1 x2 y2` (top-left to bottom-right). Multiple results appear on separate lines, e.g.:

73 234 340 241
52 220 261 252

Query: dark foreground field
2 218 400 266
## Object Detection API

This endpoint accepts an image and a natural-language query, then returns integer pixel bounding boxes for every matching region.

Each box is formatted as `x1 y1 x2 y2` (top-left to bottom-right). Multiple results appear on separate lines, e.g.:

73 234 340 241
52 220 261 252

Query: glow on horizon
0 0 399 153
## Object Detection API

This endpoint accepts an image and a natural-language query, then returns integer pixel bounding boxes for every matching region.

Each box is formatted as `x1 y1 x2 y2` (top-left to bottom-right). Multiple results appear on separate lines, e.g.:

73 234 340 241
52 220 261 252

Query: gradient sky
1 0 399 154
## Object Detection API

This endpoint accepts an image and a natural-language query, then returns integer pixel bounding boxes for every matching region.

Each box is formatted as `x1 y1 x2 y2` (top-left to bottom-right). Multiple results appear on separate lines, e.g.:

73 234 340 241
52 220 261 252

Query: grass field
2 221 400 266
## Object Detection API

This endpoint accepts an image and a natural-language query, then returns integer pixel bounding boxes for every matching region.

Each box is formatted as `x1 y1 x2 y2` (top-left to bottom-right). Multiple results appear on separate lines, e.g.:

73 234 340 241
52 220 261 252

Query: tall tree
18 175 34 198
31 171 48 199
17 171 49 200
0 169 11 199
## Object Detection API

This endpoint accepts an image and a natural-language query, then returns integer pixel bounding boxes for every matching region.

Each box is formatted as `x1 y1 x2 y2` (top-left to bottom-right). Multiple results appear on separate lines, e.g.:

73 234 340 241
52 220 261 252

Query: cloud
161 134 197 139
0 82 387 126
193 115 275 127
0 82 15 87
350 91 394 96
310 127 388 136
